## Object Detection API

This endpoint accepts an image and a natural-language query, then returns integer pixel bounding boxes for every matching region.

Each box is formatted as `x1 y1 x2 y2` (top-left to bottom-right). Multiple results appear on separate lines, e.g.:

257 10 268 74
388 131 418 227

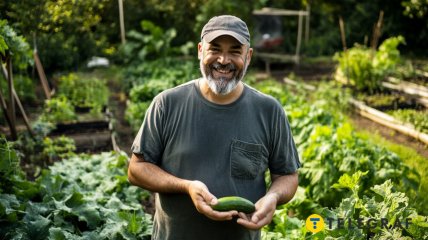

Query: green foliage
326 172 428 239
42 136 76 163
334 36 405 94
5 0 113 71
125 101 151 133
402 0 428 18
121 20 193 65
358 93 408 110
0 150 153 239
129 80 173 103
38 97 77 124
57 73 109 113
0 136 20 183
0 20 32 69
253 79 420 210
123 58 198 91
0 73 37 125
123 58 198 133
262 172 428 239
388 109 428 133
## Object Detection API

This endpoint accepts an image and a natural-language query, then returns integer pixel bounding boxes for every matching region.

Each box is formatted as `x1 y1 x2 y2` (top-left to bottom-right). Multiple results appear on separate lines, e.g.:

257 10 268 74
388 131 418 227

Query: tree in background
1 0 427 72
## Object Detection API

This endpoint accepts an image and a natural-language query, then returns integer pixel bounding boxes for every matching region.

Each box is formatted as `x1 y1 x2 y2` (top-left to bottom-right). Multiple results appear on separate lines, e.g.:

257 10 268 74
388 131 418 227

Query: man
128 15 300 240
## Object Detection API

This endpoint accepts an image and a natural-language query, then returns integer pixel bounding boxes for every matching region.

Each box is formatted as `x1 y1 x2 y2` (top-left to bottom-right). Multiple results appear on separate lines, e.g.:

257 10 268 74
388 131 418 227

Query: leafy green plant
262 172 428 239
39 97 77 124
42 136 76 163
1 150 153 239
125 101 151 134
0 74 37 104
357 93 410 110
0 20 32 70
121 20 193 65
57 73 109 113
253 79 420 211
334 36 405 94
326 171 428 239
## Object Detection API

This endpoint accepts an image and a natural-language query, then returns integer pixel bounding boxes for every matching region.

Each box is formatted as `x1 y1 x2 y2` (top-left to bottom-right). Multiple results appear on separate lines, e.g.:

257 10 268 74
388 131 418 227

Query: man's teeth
215 69 231 73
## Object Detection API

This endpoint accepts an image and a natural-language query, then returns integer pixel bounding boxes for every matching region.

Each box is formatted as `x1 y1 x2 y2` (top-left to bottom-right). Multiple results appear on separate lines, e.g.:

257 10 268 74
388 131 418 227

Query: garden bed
283 77 428 145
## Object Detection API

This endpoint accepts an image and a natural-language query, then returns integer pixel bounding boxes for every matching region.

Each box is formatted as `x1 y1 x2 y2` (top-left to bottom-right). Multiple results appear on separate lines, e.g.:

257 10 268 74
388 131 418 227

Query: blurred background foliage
0 0 427 72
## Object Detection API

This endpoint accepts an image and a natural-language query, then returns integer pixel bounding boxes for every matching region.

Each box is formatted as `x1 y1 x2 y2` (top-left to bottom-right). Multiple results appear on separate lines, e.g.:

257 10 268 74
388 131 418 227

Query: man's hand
187 180 238 221
236 192 278 230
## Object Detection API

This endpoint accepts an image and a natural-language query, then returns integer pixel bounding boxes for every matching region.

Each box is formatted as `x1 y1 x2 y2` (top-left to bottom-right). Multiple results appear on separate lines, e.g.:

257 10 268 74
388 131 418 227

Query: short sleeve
268 107 301 175
131 97 165 164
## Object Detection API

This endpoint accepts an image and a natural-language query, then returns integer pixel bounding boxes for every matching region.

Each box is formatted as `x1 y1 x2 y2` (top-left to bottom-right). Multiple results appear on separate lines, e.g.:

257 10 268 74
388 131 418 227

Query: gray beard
200 61 247 95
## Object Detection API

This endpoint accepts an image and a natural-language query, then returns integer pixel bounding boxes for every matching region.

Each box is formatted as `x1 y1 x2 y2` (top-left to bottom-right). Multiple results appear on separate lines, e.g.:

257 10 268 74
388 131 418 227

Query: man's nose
217 53 231 64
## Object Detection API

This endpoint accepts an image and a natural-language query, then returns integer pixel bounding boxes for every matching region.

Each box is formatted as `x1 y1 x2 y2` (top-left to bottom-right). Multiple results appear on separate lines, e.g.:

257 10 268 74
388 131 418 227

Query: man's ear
246 47 253 65
198 42 203 60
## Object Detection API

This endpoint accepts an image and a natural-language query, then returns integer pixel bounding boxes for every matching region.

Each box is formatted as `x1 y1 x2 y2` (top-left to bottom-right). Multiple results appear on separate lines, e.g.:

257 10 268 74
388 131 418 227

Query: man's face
198 35 252 95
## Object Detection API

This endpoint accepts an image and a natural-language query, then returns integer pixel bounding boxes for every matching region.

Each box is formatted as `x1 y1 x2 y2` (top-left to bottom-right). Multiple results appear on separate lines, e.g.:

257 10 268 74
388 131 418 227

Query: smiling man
128 15 300 240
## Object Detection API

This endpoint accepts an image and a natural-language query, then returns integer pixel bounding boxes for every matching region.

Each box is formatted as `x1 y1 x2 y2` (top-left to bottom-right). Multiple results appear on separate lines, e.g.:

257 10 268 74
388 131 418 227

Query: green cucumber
212 196 255 214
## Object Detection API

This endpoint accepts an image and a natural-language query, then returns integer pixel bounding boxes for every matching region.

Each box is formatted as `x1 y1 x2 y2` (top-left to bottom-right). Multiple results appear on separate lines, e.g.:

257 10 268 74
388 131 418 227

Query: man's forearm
128 153 191 193
267 172 299 205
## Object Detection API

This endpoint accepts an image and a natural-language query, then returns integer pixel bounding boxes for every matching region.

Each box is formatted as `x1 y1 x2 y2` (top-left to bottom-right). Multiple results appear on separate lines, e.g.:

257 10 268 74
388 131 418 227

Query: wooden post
13 89 34 137
371 10 384 50
118 0 126 44
295 11 304 64
1 64 34 137
339 16 347 51
33 49 51 99
305 4 310 43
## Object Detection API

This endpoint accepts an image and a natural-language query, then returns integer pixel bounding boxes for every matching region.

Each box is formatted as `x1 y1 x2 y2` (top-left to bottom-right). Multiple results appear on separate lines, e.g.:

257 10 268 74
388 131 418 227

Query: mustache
210 62 236 71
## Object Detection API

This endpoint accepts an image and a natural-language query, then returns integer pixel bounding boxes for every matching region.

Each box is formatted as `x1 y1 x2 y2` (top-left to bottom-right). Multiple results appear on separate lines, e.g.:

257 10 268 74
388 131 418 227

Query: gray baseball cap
201 15 250 45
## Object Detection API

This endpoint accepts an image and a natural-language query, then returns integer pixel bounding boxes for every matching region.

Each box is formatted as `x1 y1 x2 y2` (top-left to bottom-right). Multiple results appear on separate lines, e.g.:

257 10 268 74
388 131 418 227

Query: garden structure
253 7 310 74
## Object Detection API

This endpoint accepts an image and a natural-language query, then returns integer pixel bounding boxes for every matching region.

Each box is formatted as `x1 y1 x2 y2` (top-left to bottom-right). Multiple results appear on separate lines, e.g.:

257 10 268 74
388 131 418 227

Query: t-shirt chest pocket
230 139 266 179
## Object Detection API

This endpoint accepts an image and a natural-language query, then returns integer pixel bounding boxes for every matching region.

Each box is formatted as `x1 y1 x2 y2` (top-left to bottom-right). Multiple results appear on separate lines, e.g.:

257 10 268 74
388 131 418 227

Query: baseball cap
201 15 250 45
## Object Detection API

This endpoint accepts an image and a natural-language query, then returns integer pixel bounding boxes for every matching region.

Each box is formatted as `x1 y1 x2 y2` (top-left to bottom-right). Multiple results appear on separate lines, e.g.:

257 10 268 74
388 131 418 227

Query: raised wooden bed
349 98 428 145
383 77 428 107
283 77 428 145
49 108 119 153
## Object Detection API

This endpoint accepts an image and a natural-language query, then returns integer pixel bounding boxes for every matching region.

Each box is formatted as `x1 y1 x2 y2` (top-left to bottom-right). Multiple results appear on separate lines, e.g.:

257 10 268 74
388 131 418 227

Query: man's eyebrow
209 42 243 49
230 45 243 50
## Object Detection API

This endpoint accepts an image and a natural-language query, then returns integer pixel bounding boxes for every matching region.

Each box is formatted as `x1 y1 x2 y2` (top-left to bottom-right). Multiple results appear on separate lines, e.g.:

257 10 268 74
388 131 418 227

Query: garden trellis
253 7 310 74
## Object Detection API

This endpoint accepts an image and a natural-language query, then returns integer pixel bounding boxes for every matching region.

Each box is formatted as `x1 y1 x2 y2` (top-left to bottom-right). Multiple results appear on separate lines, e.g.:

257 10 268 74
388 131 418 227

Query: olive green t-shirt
132 79 300 240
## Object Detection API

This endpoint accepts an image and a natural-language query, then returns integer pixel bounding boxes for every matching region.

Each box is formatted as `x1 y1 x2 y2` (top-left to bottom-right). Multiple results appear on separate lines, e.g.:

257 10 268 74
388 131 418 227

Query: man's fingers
202 190 217 206
206 208 238 221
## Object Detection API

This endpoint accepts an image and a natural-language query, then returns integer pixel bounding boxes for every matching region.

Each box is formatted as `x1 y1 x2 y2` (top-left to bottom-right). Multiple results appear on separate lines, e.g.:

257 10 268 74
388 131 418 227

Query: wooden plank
12 89 34 137
283 77 428 145
253 8 309 16
349 98 428 145
382 81 428 98
296 13 303 64
118 0 126 44
257 52 298 62
33 50 51 99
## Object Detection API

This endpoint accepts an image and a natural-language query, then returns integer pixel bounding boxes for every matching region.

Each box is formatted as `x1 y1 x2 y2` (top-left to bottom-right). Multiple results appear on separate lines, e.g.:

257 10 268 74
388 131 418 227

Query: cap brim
203 30 248 44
